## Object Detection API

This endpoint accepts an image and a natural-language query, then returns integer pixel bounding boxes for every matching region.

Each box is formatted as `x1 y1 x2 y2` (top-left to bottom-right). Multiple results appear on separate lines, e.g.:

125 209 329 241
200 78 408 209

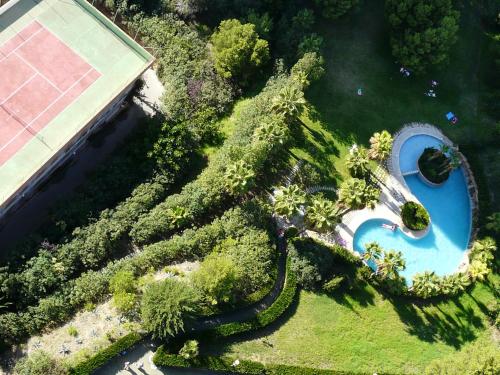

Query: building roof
0 0 153 211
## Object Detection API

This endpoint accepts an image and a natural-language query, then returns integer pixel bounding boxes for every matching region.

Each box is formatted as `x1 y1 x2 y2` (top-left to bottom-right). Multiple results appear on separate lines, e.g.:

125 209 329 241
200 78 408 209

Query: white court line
0 72 38 106
0 68 95 154
14 51 63 94
26 67 94 131
0 23 44 64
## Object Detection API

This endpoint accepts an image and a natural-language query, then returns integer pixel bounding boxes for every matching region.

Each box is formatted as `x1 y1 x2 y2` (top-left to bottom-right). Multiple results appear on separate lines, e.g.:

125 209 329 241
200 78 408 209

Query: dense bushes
130 54 324 245
14 350 67 375
0 207 265 347
205 256 297 339
418 147 450 184
385 0 460 73
401 201 430 231
68 332 143 375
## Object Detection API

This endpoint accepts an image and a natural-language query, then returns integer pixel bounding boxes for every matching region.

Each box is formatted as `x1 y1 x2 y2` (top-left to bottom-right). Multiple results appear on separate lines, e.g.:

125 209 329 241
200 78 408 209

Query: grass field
202 2 499 373
206 274 499 374
292 0 498 212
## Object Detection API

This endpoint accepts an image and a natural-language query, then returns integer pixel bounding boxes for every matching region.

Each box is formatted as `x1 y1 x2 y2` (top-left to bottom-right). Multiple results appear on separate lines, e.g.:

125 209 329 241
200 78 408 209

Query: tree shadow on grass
387 295 485 349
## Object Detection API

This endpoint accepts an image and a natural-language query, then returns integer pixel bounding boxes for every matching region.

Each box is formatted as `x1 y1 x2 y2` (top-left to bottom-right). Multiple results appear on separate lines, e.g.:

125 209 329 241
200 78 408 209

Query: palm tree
471 237 496 265
412 271 440 298
468 260 489 281
368 130 393 161
338 178 367 212
306 197 340 232
274 184 307 218
362 242 382 263
253 117 288 146
271 84 306 120
363 185 381 209
441 273 470 296
338 178 380 213
346 146 370 178
224 160 255 195
377 250 406 279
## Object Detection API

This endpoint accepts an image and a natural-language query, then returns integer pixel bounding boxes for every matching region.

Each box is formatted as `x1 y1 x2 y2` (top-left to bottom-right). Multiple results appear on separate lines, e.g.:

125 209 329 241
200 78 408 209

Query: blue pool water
353 135 471 283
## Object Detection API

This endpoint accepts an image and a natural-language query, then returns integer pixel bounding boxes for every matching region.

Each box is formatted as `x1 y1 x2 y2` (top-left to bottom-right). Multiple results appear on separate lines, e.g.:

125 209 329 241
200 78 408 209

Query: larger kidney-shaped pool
353 134 471 282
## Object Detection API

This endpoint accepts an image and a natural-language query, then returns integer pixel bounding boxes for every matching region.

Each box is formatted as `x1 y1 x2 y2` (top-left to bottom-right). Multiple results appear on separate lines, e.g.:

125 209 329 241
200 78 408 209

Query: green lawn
293 0 498 209
206 274 499 374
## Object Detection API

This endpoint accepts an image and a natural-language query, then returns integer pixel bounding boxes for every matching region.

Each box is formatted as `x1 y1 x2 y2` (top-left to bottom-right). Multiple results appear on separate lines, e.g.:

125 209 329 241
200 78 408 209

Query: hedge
0 208 257 347
208 256 297 339
153 350 393 375
69 332 143 375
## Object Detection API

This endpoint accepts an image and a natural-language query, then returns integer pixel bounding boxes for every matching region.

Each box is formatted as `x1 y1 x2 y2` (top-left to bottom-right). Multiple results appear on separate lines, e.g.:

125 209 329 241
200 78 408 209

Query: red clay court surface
0 21 101 166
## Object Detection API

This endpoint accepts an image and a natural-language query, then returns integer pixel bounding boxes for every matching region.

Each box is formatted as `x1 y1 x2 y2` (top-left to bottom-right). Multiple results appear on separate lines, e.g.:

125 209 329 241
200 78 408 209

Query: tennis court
0 20 100 165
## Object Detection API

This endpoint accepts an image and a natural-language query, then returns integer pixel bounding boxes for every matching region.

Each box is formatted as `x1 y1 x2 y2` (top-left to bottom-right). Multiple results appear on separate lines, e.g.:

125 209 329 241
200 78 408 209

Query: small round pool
353 134 471 282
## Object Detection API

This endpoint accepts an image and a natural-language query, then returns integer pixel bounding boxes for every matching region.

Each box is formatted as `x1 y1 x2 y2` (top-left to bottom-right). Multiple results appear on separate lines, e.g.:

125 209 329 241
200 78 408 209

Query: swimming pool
353 134 471 282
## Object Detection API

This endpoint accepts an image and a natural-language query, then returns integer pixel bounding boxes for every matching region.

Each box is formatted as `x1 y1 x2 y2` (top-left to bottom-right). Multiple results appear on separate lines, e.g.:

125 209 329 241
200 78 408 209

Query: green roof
0 0 153 210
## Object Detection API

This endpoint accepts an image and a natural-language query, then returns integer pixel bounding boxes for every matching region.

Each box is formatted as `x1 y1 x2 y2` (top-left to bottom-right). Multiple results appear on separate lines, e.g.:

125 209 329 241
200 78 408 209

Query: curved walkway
94 238 288 375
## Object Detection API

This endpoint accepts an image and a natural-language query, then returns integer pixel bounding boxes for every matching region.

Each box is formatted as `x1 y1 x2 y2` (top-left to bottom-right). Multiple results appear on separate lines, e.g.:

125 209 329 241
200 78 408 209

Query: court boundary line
0 72 37 105
0 67 96 153
14 51 63 94
0 21 44 64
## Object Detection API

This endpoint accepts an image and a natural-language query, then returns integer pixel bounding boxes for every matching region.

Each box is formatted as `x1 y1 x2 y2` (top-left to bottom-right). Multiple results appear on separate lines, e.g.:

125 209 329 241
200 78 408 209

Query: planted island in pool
353 130 472 284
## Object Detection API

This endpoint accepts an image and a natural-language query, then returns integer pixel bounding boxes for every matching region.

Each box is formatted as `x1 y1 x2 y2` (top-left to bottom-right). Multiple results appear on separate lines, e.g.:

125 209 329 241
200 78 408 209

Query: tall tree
346 146 370 178
363 242 383 263
313 0 359 19
271 84 307 120
386 0 460 72
274 184 307 218
369 130 393 161
224 160 255 196
141 279 199 339
338 178 380 212
412 271 440 298
306 197 340 232
211 19 269 82
377 250 406 279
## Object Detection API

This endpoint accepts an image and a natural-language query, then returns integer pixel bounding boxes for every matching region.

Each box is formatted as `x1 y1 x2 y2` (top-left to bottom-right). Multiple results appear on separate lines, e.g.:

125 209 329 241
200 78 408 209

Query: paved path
0 68 164 252
95 239 287 375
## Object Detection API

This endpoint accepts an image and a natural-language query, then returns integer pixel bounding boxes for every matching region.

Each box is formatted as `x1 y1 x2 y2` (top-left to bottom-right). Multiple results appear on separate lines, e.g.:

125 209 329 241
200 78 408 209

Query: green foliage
211 19 270 81
14 351 67 375
274 185 307 218
141 278 200 339
289 239 335 290
298 33 324 57
290 52 325 89
67 326 78 337
385 0 460 72
306 197 339 232
401 201 430 231
368 130 393 161
245 10 273 39
486 212 500 233
470 237 496 266
377 250 406 280
69 332 143 375
362 242 383 263
346 146 370 178
338 178 380 212
224 160 255 196
271 84 307 119
313 0 359 19
412 271 441 298
179 340 199 359
424 340 499 374
418 147 451 184
207 257 297 339
153 349 346 374
468 260 490 281
322 275 345 294
191 253 241 305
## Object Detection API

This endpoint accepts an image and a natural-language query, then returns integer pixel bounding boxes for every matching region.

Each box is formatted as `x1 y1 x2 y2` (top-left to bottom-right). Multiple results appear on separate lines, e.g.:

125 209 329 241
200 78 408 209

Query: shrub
401 202 430 231
141 278 200 340
67 326 78 337
418 147 450 184
322 276 344 294
179 340 199 359
69 332 142 375
14 351 67 375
